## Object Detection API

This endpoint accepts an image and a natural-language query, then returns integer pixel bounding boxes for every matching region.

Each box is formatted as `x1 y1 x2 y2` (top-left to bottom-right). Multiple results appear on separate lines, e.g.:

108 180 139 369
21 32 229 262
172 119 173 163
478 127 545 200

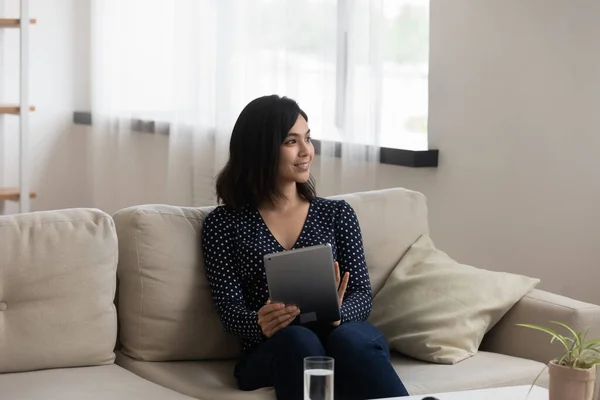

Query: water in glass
304 368 334 400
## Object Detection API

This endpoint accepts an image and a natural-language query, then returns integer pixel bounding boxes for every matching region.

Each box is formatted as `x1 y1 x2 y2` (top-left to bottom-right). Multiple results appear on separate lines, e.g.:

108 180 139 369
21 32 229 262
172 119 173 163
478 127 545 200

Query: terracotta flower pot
549 361 597 400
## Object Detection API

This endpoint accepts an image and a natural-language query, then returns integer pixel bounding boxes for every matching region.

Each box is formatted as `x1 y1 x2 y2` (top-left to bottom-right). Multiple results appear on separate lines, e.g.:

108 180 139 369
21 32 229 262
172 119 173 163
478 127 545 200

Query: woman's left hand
332 261 349 327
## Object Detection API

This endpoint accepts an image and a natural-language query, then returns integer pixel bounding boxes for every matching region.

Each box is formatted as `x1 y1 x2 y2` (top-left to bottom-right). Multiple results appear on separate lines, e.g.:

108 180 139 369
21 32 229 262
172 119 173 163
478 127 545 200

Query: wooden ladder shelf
0 105 35 114
0 188 37 201
0 18 36 27
0 3 36 212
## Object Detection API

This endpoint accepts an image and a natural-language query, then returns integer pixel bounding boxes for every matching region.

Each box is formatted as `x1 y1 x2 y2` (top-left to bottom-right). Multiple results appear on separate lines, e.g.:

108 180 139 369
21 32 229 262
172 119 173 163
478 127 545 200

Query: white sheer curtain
89 0 427 210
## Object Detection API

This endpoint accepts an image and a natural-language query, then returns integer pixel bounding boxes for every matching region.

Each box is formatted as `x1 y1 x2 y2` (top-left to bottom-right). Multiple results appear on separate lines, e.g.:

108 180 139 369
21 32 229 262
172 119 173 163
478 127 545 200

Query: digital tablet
264 243 341 324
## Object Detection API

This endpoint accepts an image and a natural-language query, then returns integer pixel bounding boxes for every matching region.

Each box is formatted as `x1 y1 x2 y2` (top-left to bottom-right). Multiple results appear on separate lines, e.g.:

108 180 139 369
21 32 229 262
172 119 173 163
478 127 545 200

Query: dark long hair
216 95 317 209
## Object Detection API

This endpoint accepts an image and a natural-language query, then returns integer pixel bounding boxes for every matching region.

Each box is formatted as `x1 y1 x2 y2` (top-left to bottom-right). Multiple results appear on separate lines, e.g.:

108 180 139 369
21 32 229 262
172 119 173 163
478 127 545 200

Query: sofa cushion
115 350 547 399
113 188 429 362
116 351 274 400
392 351 548 394
113 205 242 362
328 188 429 295
0 209 118 374
0 364 195 399
369 234 540 364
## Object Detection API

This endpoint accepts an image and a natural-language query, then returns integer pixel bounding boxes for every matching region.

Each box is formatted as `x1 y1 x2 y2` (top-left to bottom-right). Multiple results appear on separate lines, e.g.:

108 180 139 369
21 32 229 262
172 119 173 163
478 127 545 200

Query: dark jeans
234 321 409 400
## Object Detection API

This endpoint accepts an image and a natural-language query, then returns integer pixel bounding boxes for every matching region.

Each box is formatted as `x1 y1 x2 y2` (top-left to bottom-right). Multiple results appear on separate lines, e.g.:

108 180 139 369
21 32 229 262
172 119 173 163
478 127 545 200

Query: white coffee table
383 385 548 399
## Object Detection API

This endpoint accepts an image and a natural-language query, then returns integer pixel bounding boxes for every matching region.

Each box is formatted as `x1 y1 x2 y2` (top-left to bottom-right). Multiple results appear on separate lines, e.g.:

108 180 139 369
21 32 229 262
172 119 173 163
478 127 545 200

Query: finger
267 313 298 337
342 271 350 287
273 313 297 333
338 272 350 298
265 308 300 332
334 261 340 286
267 312 297 334
264 305 299 325
258 302 283 317
258 302 285 317
258 305 296 333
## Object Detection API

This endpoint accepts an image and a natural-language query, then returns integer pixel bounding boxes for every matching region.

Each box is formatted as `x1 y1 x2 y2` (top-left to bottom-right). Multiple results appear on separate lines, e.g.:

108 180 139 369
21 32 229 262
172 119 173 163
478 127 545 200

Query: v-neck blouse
256 201 313 251
202 197 373 352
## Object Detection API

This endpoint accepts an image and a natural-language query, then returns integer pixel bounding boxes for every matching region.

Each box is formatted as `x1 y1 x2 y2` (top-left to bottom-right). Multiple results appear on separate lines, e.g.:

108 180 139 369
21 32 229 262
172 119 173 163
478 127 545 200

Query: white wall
0 0 92 214
432 0 600 304
2 0 599 303
373 0 600 304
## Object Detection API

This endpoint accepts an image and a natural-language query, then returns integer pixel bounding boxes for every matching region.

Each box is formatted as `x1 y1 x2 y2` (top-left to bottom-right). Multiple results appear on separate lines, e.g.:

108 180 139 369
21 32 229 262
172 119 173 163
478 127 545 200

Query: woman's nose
298 141 311 157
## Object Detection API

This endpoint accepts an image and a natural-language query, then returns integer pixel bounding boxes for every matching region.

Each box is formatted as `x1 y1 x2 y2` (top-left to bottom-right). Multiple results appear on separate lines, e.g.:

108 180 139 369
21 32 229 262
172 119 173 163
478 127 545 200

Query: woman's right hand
258 300 301 338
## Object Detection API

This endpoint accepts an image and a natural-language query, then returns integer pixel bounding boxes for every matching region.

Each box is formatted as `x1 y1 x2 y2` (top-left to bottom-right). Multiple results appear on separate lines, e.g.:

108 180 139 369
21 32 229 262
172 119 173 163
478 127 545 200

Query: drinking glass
304 356 334 400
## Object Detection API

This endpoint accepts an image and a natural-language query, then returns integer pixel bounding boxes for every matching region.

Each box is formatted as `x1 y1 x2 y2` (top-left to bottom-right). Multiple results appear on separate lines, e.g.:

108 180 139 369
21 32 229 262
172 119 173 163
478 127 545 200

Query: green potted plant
517 321 600 400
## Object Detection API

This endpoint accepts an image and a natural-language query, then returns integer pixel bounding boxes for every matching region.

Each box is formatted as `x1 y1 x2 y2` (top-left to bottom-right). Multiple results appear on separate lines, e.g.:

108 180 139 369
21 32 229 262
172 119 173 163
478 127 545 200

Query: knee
271 326 325 355
327 322 386 355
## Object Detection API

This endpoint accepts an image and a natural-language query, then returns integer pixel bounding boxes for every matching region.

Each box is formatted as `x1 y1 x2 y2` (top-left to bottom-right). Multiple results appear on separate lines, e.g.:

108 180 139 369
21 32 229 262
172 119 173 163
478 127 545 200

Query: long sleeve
334 201 373 323
202 208 264 343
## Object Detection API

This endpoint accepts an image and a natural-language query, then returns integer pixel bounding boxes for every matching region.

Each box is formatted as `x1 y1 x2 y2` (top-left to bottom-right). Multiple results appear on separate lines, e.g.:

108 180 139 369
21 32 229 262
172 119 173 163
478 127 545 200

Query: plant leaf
580 358 600 368
583 339 600 349
526 364 548 400
551 321 582 346
517 324 572 353
581 347 600 356
580 347 600 365
551 321 581 357
581 327 590 344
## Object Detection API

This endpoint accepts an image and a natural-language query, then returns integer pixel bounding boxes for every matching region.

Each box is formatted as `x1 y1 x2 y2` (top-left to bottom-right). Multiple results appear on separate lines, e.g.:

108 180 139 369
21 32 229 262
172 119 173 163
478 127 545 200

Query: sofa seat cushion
392 351 548 395
116 351 274 400
116 350 546 399
0 364 195 400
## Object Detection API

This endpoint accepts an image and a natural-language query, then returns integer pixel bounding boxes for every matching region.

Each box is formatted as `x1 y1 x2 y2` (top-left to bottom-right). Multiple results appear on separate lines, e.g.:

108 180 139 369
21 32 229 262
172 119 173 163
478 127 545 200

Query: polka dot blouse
201 197 373 352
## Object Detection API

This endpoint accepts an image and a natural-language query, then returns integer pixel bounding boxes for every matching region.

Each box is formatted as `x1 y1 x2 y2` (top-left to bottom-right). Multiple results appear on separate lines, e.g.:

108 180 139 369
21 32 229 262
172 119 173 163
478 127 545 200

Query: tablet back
264 244 341 323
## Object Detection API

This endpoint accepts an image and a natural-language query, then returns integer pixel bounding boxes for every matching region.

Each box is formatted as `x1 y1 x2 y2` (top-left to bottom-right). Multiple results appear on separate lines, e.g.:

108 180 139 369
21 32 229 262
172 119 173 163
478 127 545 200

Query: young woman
202 95 409 400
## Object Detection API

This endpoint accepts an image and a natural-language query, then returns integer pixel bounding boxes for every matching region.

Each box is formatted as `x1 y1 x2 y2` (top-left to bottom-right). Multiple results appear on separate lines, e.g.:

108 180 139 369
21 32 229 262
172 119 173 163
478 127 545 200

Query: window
380 0 429 150
92 0 429 150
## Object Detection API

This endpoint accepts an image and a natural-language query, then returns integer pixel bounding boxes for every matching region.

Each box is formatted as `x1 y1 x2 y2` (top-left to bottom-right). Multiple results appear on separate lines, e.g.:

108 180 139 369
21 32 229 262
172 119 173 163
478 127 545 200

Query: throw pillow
369 234 540 364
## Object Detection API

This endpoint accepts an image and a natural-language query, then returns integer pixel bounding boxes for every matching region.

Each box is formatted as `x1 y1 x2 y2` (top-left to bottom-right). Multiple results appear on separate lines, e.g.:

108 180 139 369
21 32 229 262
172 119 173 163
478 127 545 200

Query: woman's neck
261 182 304 212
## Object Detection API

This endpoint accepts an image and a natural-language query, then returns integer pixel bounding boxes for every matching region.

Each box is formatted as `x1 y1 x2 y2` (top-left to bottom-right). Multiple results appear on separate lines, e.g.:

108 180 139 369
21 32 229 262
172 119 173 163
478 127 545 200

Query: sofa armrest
480 289 600 364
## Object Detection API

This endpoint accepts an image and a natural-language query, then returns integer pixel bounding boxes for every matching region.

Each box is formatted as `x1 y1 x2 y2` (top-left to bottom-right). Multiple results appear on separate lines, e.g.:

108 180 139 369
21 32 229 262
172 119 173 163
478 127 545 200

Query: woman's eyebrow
286 129 311 137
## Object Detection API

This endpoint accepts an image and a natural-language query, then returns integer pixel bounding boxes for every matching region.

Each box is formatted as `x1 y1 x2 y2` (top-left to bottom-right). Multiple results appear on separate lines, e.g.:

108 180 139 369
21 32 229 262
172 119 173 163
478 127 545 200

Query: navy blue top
201 197 372 352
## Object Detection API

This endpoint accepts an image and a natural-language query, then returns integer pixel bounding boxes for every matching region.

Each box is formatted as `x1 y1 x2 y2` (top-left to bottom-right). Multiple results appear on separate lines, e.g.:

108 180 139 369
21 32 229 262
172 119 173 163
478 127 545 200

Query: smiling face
277 114 314 184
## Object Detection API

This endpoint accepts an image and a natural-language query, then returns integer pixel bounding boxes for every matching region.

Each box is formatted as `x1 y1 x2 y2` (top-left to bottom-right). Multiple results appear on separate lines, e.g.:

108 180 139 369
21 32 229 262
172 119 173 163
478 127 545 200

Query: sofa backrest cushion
113 205 241 362
113 187 429 361
0 209 118 373
328 188 429 295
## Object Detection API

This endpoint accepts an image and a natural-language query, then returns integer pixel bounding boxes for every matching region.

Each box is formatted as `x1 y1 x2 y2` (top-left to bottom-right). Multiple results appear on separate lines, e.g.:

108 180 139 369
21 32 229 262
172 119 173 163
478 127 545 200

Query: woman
202 95 409 400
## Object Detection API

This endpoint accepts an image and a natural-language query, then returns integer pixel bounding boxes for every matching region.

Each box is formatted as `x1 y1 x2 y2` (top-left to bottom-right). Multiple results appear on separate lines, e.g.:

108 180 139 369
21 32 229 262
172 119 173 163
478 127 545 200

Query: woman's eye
284 136 310 145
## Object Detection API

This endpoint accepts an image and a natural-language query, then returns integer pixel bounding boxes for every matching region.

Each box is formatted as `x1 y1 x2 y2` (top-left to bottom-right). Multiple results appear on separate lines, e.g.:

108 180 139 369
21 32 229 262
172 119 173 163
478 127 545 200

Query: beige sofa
2 188 600 399
0 208 196 399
